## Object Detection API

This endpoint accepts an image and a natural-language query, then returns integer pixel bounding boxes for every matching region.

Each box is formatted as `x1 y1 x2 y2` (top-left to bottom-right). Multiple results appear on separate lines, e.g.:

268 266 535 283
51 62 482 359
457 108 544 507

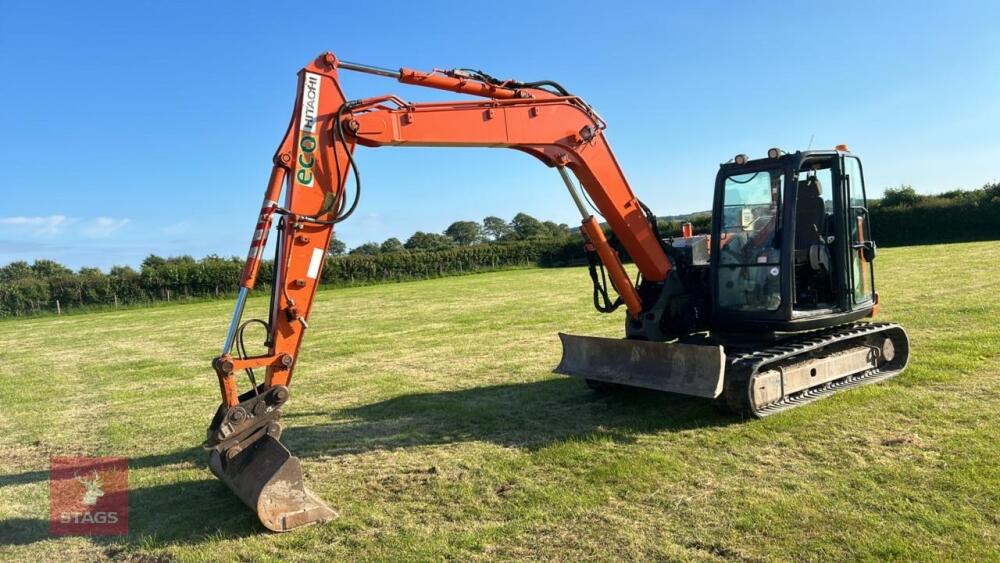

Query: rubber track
722 322 910 417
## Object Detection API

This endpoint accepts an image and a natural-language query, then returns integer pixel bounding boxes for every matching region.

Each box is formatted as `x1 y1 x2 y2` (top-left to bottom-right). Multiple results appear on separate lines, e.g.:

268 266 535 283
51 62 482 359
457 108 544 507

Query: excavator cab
709 148 878 333
558 146 907 417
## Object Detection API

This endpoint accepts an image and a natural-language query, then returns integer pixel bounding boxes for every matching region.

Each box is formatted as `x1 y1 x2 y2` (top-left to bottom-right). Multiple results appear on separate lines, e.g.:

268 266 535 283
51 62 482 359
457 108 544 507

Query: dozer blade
555 332 726 398
209 434 336 532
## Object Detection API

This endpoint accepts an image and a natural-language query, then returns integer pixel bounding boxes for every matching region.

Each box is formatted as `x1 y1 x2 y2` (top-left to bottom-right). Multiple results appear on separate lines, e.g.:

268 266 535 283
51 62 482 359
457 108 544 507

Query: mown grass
1 241 998 561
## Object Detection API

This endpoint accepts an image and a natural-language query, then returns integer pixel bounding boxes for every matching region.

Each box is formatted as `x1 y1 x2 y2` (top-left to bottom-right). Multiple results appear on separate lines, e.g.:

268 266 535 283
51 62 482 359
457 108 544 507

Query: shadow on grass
0 448 204 489
1 377 733 548
0 447 259 549
0 480 256 548
282 377 732 457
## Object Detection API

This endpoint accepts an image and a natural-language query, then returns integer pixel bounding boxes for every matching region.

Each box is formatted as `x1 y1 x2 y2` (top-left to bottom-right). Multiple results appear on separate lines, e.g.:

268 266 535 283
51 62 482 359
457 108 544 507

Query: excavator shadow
280 377 735 458
0 378 734 547
0 447 258 548
0 481 255 549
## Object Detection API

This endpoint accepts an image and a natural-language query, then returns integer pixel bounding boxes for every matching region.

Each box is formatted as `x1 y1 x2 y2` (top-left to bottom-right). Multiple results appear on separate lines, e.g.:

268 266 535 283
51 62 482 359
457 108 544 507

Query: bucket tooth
209 435 336 532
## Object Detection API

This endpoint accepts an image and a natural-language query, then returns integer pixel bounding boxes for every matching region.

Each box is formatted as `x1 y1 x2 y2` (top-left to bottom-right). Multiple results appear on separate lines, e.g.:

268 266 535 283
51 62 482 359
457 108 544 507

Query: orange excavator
205 52 910 531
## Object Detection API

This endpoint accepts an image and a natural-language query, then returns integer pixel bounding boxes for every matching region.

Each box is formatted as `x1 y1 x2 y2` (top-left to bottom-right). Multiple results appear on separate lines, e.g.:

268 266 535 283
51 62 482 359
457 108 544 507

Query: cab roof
718 149 853 172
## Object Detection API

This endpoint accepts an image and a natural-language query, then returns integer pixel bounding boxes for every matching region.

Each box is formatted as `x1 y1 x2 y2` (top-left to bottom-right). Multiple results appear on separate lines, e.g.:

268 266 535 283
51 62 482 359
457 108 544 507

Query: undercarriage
557 322 910 417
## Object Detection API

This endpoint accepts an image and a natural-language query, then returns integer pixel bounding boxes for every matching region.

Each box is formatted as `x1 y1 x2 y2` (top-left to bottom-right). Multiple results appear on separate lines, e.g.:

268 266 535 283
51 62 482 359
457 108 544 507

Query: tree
6 276 50 313
482 216 512 241
984 181 1000 204
349 242 381 256
405 231 454 251
328 236 346 256
165 255 196 265
0 261 33 283
880 185 920 208
690 213 712 232
380 237 405 254
142 254 166 268
542 221 570 239
31 259 72 279
444 221 483 245
510 212 547 240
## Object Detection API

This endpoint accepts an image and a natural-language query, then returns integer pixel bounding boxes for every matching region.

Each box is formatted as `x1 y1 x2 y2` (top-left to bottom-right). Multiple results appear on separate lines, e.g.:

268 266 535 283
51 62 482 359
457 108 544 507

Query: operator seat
795 176 830 271
795 177 825 250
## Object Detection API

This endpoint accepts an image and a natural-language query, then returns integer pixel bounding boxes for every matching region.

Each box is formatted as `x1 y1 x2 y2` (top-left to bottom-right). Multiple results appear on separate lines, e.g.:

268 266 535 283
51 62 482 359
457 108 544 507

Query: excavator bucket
554 333 726 398
208 434 336 532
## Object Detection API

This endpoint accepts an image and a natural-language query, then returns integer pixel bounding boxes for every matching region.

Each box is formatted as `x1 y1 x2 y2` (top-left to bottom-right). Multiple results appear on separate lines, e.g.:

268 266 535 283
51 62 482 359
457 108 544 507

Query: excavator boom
205 52 678 531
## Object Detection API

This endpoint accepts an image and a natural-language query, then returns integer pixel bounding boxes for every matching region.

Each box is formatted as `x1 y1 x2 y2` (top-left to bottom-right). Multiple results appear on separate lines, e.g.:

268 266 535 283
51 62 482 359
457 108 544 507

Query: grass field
1 241 999 561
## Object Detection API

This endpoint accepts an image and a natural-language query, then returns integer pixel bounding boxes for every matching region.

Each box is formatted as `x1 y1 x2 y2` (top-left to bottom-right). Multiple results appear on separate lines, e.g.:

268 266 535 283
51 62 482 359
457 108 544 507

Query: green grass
1 241 999 561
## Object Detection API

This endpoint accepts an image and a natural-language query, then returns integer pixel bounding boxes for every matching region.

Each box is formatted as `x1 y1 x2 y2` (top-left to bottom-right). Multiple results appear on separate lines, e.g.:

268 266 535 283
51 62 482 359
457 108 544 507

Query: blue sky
1 1 998 269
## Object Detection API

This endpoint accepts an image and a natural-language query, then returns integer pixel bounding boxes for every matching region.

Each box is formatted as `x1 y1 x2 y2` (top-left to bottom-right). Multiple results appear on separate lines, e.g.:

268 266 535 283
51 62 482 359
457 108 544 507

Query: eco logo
50 456 128 536
295 72 322 188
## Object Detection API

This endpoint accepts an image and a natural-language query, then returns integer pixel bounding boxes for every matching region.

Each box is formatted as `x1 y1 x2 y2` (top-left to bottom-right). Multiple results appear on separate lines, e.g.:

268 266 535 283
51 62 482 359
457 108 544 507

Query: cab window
718 168 783 312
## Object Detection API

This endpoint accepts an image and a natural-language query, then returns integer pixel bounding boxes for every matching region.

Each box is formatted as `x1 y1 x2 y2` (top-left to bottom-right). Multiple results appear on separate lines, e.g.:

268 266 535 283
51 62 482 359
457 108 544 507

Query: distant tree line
334 213 573 257
6 183 992 318
0 212 589 318
870 182 1000 246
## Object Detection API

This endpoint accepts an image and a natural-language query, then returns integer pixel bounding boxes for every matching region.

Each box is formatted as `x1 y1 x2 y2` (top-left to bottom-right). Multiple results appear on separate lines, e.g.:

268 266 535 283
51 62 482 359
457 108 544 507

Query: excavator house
204 53 910 531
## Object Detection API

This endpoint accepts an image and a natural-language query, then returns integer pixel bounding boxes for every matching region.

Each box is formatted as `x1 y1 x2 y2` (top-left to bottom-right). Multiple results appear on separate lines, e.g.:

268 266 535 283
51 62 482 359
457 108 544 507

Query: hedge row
868 181 1000 246
0 240 586 318
870 202 1000 246
319 239 584 285
3 185 997 317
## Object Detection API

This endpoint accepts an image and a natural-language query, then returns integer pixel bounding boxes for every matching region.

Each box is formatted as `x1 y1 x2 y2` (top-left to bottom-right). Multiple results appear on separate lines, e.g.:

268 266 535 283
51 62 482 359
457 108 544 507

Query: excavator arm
205 52 674 531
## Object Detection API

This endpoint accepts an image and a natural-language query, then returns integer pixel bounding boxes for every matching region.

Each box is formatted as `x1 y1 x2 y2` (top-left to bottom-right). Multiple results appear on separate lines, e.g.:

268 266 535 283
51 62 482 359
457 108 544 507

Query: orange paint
215 52 672 404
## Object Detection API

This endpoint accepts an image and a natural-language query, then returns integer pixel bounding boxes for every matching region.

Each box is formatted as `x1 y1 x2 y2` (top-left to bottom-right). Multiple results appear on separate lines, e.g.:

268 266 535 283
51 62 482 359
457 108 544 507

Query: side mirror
850 206 875 260
855 240 877 262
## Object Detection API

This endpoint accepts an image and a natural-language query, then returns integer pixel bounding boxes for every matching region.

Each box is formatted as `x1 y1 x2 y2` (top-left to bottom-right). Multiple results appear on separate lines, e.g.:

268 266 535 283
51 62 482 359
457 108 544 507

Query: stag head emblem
75 470 104 505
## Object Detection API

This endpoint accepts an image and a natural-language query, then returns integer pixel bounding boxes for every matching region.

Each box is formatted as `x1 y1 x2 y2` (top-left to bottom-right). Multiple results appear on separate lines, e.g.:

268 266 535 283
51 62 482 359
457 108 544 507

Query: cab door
841 156 876 306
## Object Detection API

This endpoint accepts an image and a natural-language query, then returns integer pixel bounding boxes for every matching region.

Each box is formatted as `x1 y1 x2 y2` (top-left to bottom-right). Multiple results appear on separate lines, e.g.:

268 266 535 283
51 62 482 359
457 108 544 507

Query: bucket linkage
205 385 336 532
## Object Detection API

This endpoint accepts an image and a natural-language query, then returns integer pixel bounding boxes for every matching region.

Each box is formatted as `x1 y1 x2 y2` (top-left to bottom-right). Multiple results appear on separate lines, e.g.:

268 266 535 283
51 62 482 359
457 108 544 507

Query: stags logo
50 457 128 536
77 470 104 505
296 72 322 188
